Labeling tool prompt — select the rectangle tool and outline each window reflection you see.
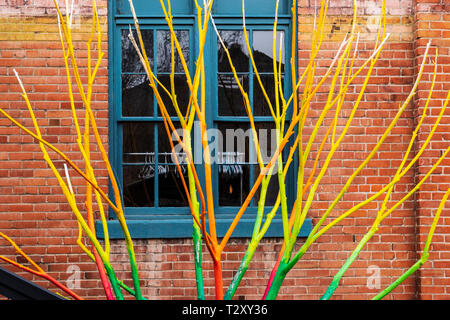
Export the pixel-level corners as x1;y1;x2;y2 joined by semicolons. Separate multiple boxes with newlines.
157;74;190;117
120;25;289;209
120;28;191;208
122;122;155;207
253;165;279;206
219;164;250;206
217;123;251;206
121;29;153;73
253;31;285;73
123;123;155;163
218;30;249;73
253;75;284;117
157;30;190;73
159;166;189;207
218;74;249;116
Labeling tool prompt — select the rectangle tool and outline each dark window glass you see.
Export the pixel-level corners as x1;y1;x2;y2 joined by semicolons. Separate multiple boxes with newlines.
217;123;252;161
253;165;279;206
122;74;153;117
157;74;190;117
123;165;154;207
217;123;252;206
218;30;249;73
121;27;192;208
157;122;182;156
158;165;189;207
156;123;189;207
121;29;153;73
123;122;154;163
218;74;249;116
253;75;284;117
255;122;277;165
253;122;281;206
122;122;155;207
219;164;250;207
118;23;290;211
156;30;190;117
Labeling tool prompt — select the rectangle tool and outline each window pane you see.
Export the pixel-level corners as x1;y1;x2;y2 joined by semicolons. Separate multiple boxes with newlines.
253;31;285;73
123;122;154;163
159;164;190;207
157;30;190;73
219;164;250;206
217;123;252;206
218;30;249;72
122;29;153;73
157;74;190;117
253;122;282;206
255;122;277;165
156;123;189;207
218;74;249;116
217;123;251;163
122;74;153;117
253;74;284;117
157;122;183;157
123;165;154;207
253;165;279;206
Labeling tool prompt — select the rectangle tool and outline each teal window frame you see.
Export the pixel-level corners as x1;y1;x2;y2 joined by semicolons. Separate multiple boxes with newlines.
98;0;312;239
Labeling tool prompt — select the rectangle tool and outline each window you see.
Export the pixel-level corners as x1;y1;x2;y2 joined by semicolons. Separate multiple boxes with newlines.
214;28;288;209
99;0;312;238
121;28;192;209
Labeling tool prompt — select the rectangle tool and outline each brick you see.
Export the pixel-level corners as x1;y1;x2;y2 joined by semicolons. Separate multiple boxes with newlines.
0;0;448;301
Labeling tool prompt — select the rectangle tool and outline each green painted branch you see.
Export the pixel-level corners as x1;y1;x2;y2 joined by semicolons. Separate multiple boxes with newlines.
264;260;288;300
321;227;377;300
127;246;143;300
224;246;255;300
372;258;426;300
186;138;205;300
118;279;148;300
104;263;124;300
373;189;449;300
224;172;274;300
252;175;272;239
275;123;290;248
286;156;304;260
192;222;205;300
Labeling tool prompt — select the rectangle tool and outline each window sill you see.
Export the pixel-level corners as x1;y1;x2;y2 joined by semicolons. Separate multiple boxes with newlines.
95;217;312;239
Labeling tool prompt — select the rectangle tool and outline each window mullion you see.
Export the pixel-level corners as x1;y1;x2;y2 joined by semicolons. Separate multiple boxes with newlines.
153;28;159;208
248;28;255;206
154;123;159;208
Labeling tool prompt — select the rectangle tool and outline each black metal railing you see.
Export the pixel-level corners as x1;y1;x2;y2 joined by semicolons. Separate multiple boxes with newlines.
0;266;65;300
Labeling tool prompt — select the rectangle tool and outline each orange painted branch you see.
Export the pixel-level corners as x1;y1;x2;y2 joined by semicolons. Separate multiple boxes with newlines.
0;233;83;300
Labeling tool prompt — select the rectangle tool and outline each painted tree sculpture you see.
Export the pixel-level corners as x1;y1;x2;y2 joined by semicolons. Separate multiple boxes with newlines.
0;0;448;300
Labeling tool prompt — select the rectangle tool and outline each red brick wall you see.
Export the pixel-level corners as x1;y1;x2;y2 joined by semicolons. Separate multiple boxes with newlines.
0;0;110;299
293;0;418;300
0;0;448;300
413;0;450;299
